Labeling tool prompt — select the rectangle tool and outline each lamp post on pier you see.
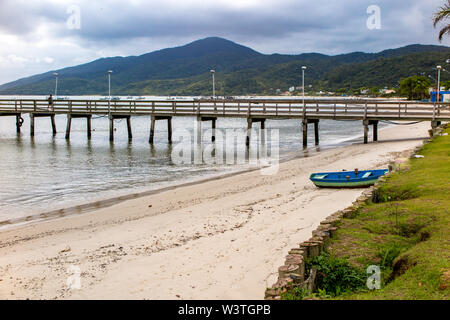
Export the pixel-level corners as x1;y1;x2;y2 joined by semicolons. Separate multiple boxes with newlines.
107;70;113;116
53;73;58;99
437;65;442;103
302;66;307;107
210;69;215;98
108;70;113;101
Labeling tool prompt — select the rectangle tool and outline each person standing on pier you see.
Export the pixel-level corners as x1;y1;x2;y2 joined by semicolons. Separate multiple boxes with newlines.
48;94;54;111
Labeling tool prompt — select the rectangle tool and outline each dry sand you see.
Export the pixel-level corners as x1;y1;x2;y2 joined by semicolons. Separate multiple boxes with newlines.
0;121;430;299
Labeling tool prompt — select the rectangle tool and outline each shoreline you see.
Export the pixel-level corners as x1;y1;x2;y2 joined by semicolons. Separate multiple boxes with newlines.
0;127;367;231
0;121;431;299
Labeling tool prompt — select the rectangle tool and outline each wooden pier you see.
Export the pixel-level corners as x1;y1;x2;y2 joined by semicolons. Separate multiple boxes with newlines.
0;98;448;146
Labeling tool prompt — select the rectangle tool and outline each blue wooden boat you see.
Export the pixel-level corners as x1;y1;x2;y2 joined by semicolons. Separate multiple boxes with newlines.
310;169;388;188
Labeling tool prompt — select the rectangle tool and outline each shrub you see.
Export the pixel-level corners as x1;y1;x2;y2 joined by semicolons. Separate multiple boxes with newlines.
306;252;367;297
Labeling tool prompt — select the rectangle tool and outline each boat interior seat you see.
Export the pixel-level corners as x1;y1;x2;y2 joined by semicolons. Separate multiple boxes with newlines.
362;172;372;178
314;174;328;179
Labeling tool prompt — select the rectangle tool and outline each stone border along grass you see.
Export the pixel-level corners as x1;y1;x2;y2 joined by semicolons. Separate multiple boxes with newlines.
264;123;447;300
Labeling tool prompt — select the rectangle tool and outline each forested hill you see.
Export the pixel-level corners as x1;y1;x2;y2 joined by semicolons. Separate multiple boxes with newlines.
1;37;449;95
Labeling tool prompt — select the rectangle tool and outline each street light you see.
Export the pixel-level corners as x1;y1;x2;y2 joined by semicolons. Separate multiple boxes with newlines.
53;73;58;99
210;69;215;98
437;66;442;103
302;66;307;106
108;70;113;101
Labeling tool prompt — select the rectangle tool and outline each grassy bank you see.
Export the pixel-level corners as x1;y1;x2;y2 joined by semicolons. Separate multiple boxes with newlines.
283;126;450;300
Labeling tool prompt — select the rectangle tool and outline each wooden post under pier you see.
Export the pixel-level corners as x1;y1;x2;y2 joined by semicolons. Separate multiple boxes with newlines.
302;119;319;147
363;120;379;144
87;116;92;139
246;118;266;146
314;121;319;145
371;120;378;142
149;115;172;144
126;117;133;140
30;114;34;136
0;113;24;133
65;114;92;139
363;120;369;144
196;116;201;144
29;112;56;136
16;114;23;133
431;120;440;129
65;115;72;139
212;118;216;142
109;115;132;142
197;116;218;143
167;117;172;143
51;115;57;135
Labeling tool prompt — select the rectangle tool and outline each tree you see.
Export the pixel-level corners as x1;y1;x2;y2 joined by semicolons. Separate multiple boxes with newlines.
441;80;450;90
399;76;431;100
433;1;450;41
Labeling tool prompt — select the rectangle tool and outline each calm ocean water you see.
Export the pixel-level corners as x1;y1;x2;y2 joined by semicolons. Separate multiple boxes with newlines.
0;96;385;222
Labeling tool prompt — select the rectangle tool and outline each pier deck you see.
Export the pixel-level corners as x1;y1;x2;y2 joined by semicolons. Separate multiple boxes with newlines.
0;98;448;145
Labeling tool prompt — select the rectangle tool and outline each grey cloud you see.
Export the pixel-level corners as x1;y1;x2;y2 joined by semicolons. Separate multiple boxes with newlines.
1;0;447;53
0;0;449;84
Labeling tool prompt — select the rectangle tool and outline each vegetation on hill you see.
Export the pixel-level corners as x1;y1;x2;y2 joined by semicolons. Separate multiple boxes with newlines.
1;37;449;96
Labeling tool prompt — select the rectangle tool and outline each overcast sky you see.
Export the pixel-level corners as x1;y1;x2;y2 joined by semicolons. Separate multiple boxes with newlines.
0;0;448;84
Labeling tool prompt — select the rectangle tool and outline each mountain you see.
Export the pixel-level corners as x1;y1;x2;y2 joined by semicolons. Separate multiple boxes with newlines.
324;51;450;90
1;37;449;95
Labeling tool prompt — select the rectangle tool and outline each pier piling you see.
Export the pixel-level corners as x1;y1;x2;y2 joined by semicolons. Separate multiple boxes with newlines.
150;116;155;144
431;120;440;129
246;118;266;146
363;120;379;144
197;116;218;143
302;119;319;147
167;117;172;143
109;115;114;141
30;114;35;136
363;120;369;144
212;118;216;142
314;121;319;145
65;114;92;139
246;118;252;146
65;115;72;139
29;113;56;137
15;114;23;133
51;115;57;135
0;113;24;134
196;116;202;144
370;120;378;142
109;115;132;142
127;117;133;140
87;116;92;139
149;115;172;144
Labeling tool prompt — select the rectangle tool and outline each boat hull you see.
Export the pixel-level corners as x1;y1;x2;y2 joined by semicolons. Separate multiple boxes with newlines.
310;169;388;188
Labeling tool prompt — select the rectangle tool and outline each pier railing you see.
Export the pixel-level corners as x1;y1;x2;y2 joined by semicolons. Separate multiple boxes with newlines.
0;98;449;121
0;98;448;145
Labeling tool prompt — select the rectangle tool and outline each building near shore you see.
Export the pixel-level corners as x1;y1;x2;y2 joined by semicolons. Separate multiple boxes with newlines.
431;91;450;102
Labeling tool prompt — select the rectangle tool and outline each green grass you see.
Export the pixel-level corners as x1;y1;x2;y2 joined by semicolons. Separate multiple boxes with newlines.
283;126;450;300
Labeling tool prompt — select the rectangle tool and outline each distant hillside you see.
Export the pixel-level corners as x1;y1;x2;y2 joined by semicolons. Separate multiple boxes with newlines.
1;37;449;95
324;51;450;90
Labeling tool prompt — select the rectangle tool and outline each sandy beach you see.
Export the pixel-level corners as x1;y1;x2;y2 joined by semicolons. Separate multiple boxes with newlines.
0;121;431;300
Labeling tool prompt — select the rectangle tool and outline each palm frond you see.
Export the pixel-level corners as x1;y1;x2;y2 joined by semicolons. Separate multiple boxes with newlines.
438;24;450;41
433;0;450;27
